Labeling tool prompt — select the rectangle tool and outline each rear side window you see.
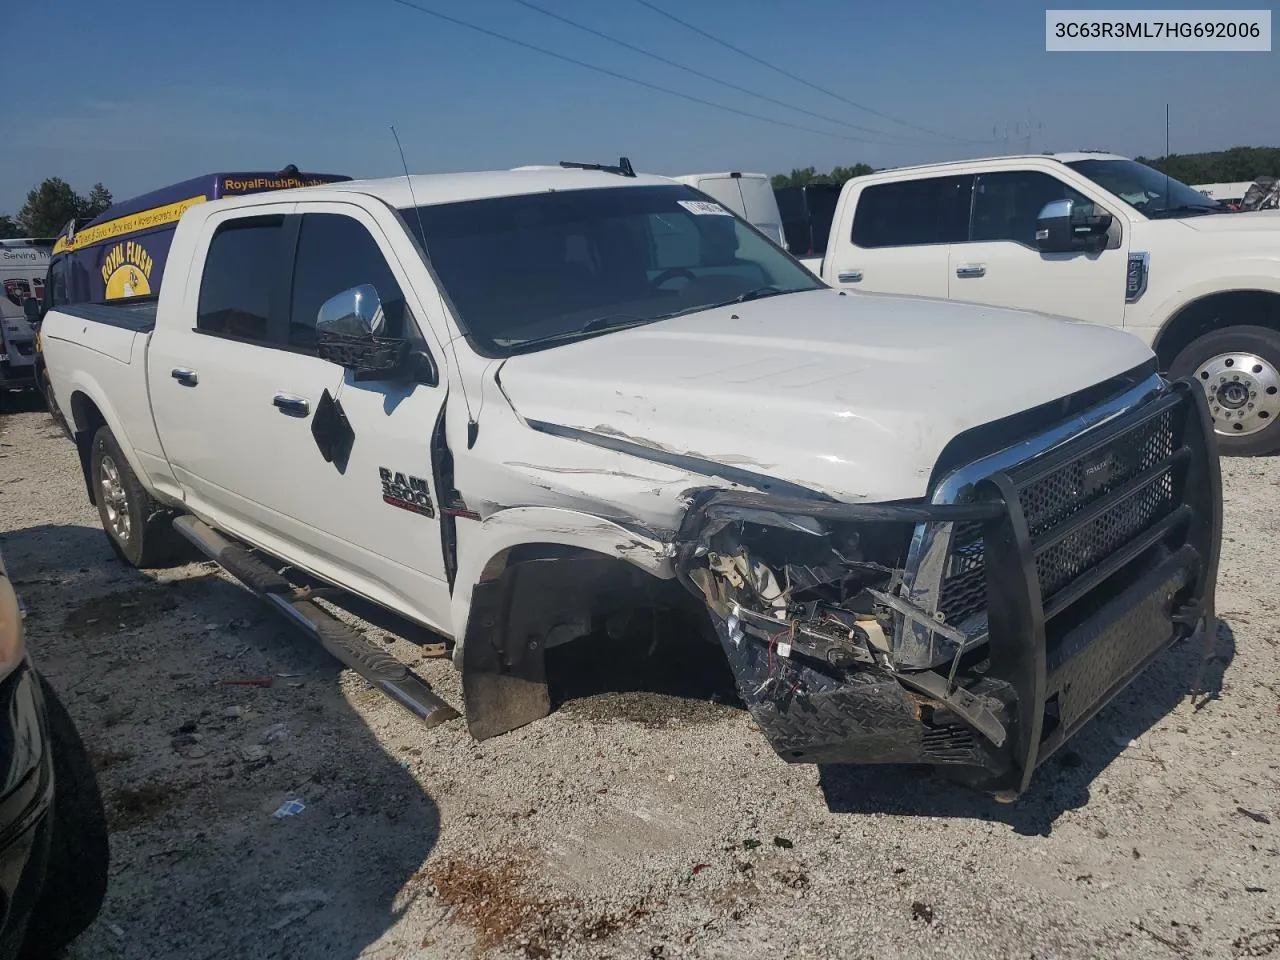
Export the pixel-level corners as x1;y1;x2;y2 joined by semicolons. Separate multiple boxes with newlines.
971;171;1093;246
851;175;972;248
288;214;409;351
197;217;284;341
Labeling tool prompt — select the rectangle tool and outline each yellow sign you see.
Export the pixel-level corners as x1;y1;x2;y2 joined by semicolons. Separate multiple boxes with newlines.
53;195;207;254
100;240;155;299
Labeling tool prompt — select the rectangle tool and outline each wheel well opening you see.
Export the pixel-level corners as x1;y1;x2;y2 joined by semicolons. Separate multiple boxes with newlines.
461;544;738;740
68;391;106;504
1154;290;1280;371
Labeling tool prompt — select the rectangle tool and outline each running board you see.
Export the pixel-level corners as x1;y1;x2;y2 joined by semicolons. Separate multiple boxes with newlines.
172;515;460;728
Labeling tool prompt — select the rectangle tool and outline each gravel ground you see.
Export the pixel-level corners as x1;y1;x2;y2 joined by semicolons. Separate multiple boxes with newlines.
1;398;1277;960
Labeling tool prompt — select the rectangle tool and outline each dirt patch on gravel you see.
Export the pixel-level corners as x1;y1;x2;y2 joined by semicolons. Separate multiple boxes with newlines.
558;690;736;727
429;852;650;958
63;586;181;637
107;780;194;829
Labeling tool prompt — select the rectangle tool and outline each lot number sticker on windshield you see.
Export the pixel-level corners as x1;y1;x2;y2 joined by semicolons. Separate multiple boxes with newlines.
678;200;732;216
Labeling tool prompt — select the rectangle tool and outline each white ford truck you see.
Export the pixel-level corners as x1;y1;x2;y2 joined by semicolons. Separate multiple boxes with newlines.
39;162;1222;797
803;152;1280;456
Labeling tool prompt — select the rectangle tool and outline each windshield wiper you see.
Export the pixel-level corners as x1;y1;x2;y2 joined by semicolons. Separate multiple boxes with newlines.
732;286;786;303
517;314;658;349
1147;203;1227;218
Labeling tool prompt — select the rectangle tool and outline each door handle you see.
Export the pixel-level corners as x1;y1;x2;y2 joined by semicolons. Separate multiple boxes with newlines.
955;264;986;278
170;368;198;387
837;270;863;283
272;394;310;417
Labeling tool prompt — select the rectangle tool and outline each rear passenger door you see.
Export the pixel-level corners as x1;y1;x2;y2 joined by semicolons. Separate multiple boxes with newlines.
826;175;971;298
148;204;349;560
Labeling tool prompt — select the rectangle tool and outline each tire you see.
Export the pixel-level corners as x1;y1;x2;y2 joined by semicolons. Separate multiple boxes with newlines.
20;675;109;958
1169;325;1280;457
37;368;70;440
88;425;179;567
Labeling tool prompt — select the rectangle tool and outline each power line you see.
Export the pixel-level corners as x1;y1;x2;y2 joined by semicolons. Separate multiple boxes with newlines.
508;0;935;147
633;0;992;145
387;0;925;148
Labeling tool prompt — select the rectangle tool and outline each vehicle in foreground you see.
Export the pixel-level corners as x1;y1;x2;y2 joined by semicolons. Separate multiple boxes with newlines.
0;548;109;958
802;152;1280;455
39;163;1221;798
0;240;52;404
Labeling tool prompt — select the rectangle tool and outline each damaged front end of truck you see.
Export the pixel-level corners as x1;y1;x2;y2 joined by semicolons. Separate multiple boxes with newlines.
674;378;1223;797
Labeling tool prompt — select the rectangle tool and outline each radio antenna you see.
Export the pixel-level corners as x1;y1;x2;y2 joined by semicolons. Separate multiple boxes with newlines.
391;125;479;446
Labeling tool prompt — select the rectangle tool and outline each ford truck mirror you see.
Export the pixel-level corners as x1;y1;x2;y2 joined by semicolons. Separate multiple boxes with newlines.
315;284;412;381
1035;199;1113;254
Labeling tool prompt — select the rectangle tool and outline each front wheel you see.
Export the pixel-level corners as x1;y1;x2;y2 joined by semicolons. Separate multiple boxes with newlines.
1170;325;1280;457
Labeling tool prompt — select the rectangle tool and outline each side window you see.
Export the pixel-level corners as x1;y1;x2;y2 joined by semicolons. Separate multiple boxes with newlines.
47;260;68;308
197;217;284;342
851;176;972;248
971;171;1093;247
289;214;409;352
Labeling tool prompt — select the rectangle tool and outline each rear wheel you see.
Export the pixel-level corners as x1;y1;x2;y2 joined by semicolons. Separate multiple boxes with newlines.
1170;325;1280;457
89;425;178;567
20;674;109;957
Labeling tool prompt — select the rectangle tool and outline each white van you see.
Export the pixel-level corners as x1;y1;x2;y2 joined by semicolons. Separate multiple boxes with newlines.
0;239;51;393
671;172;787;249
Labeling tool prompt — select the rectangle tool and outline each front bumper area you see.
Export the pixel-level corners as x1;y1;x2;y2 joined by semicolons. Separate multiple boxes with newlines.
681;378;1222;797
0;662;53;958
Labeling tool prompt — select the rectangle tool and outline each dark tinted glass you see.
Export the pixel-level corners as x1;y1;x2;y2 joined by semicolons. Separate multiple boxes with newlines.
851;175;972;248
197;218;283;341
971;171;1091;245
402;185;822;356
289;214;408;351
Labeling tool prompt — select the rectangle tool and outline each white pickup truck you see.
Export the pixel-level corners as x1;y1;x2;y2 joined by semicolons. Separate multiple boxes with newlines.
803;152;1280;456
39;163;1222;797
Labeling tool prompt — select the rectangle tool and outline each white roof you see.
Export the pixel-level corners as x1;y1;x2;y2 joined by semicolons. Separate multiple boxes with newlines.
671;172;771;181
872;152;1130;177
238;168;678;210
1191;181;1255;199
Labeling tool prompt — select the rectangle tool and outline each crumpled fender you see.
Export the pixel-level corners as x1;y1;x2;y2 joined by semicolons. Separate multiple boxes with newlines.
448;505;674;658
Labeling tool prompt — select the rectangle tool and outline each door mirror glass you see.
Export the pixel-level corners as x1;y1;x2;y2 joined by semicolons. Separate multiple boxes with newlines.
22;297;41;322
1035;199;1113;253
315;284;410;380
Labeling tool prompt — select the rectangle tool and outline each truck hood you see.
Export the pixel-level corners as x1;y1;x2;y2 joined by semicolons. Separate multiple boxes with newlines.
496;289;1153;503
1181;210;1280;233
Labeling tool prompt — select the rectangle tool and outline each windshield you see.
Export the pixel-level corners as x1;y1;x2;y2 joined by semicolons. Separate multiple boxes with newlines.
1065;158;1226;218
401;184;823;355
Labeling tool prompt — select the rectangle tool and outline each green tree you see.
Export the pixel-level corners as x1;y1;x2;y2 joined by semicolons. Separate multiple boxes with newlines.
80;183;113;219
1135;146;1280;184
17;178;83;238
0;215;23;240
829;163;874;183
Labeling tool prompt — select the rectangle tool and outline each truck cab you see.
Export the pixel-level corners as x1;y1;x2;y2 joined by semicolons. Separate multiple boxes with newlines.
814;152;1280;455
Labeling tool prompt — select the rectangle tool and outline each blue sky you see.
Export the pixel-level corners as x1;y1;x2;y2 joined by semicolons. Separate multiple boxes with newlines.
5;0;1277;215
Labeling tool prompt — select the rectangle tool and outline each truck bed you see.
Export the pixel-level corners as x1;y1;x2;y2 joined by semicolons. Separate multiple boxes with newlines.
53;299;158;333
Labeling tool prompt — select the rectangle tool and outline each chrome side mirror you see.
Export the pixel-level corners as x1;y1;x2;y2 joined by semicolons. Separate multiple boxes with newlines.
316;284;386;339
1035;199;1113;254
315;284;411;380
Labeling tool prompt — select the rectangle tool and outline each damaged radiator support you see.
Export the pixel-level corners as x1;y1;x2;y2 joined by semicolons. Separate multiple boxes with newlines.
673;378;1221;796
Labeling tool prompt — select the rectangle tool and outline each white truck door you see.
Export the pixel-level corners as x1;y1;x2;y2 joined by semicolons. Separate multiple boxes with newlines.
274;205;453;632
826;174;971;298
147;202;350;552
947;170;1129;326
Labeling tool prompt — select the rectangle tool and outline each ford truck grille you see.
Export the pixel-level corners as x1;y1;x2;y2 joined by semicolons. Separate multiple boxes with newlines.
938;404;1178;626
